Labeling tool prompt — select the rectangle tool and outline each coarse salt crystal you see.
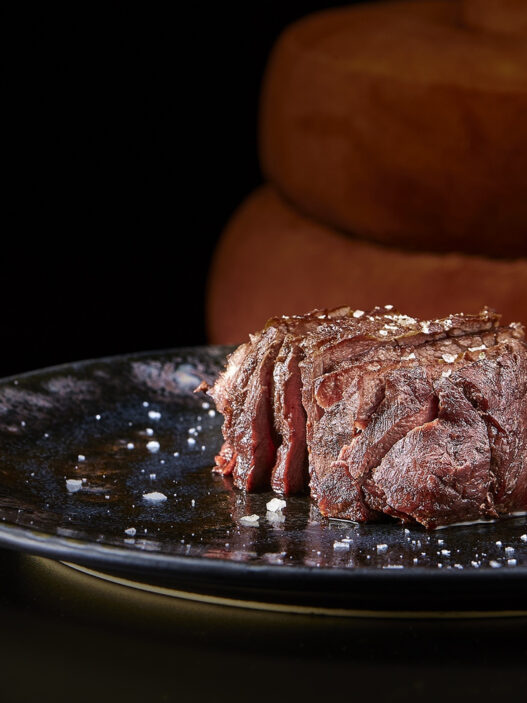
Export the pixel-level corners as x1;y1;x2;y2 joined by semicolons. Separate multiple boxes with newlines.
266;511;285;525
508;559;517;566
397;315;417;327
146;428;154;436
143;401;149;407
208;409;216;417
240;514;259;526
77;454;86;462
442;353;457;364
142;491;167;503
353;310;365;318
266;498;287;513
66;479;82;493
442;370;452;378
376;544;388;553
489;560;502;568
148;410;161;420
125;527;136;537
146;440;160;453
127;442;134;449
187;437;196;446
202;402;210;409
505;546;515;556
384;304;394;310
521;534;527;542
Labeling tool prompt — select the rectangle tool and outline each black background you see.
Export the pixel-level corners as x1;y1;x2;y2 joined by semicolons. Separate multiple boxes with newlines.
4;2;359;379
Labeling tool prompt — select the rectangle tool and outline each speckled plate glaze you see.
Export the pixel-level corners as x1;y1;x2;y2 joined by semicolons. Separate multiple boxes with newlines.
1;347;527;614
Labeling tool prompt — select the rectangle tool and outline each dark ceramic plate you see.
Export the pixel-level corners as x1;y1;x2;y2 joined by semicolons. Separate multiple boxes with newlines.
1;347;527;614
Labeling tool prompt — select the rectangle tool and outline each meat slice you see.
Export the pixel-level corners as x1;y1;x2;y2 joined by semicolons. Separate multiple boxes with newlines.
453;338;527;514
370;379;495;529
270;337;308;495
320;367;438;521
207;306;357;491
205;305;527;528
230;330;283;490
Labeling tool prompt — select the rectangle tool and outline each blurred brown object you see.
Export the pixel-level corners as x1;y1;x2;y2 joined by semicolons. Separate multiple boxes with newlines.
207;186;527;345
259;0;527;257
463;0;527;35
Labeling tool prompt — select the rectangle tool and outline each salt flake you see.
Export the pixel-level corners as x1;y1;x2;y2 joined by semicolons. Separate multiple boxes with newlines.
442;353;457;364
142;491;167;503
66;479;82;493
266;498;286;513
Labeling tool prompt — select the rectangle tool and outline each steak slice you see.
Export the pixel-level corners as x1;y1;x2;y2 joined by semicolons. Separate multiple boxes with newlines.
230;329;284;491
370;378;495;529
453;337;527;514
207;306;357;491
270;337;308;494
321;367;438;521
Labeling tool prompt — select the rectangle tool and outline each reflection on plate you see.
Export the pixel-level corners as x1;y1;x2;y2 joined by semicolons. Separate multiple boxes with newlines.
0;347;527;613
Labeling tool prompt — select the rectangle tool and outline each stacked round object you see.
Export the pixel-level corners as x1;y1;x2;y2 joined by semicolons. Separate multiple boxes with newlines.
208;0;527;344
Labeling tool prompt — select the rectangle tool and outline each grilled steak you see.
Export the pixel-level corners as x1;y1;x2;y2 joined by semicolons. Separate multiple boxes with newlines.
204;306;527;528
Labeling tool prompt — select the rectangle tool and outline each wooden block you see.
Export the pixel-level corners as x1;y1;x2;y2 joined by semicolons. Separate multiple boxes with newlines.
259;0;527;257
207;186;527;345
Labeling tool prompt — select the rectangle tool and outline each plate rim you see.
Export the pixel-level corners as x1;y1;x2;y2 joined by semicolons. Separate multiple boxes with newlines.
2;519;527;586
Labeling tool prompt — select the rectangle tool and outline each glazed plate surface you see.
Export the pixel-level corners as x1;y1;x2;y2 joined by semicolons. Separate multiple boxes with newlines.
1;347;527;613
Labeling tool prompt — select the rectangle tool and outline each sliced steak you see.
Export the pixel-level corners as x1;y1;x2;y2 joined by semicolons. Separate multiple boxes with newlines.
205;305;527;528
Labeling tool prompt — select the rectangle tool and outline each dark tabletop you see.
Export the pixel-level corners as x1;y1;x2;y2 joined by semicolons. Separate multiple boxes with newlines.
1;547;527;703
